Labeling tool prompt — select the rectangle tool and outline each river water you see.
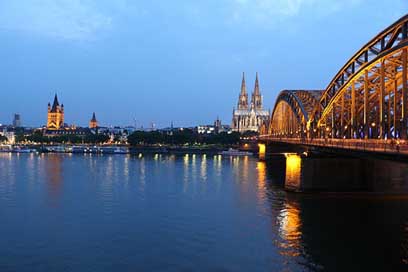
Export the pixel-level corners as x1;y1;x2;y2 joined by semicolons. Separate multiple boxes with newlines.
0;153;407;271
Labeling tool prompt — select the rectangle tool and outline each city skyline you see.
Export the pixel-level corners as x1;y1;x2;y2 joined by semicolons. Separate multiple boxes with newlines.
0;1;407;127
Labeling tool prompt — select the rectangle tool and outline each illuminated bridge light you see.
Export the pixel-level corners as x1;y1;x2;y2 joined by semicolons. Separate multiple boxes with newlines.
258;143;266;159
284;154;301;191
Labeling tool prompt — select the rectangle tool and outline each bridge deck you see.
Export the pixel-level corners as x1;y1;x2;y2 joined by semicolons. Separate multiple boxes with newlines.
260;137;408;155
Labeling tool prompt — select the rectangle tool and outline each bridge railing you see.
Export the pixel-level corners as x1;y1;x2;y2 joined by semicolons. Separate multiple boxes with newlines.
259;136;408;154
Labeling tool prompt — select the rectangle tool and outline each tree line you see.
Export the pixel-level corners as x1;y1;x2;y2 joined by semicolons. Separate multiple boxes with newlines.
16;131;110;144
3;128;252;146
127;129;241;146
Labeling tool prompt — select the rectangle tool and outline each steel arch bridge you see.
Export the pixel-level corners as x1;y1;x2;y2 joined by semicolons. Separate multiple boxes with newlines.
262;14;408;154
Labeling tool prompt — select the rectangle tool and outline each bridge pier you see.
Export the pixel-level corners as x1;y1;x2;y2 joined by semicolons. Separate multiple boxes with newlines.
259;140;408;193
258;138;408;192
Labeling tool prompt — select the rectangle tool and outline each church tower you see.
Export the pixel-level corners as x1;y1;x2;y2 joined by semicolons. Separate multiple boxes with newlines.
237;72;248;110
89;112;98;129
47;94;64;130
251;72;263;110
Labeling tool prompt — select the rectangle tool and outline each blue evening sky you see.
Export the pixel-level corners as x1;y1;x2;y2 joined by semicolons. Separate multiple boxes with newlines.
0;0;407;128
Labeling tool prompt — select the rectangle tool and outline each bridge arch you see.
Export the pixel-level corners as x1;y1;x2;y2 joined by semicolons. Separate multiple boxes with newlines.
315;14;408;139
265;14;408;141
269;90;322;138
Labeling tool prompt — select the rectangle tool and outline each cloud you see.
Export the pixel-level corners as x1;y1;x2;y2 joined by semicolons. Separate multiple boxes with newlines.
0;0;112;41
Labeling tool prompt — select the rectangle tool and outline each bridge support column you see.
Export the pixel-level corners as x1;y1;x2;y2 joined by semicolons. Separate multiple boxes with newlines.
379;60;385;139
402;48;408;139
388;84;392;139
364;71;369;139
331;108;335;139
394;78;398;138
351;83;356;139
340;94;344;138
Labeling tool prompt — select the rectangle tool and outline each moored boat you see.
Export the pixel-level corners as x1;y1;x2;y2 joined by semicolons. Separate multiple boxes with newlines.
220;148;253;156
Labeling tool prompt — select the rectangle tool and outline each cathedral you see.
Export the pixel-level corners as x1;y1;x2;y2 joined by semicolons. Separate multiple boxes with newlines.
47;94;64;130
231;73;270;133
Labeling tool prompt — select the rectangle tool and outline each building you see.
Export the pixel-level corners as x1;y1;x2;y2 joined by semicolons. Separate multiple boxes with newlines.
43;94;89;137
197;125;216;134
12;114;21;127
89;112;98;128
214;117;222;133
0;129;15;144
47;94;64;130
196;118;230;135
231;73;270;133
43;127;89;137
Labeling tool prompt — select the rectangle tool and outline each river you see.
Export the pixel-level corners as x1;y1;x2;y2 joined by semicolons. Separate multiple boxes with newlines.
0;153;407;271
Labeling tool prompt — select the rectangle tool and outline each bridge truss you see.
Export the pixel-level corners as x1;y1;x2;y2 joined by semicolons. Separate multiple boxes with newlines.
266;14;408;142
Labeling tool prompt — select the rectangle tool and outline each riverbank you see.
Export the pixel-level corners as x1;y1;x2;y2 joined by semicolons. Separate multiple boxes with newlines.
0;143;258;155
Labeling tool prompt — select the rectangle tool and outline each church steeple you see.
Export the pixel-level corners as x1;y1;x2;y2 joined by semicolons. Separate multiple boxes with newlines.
47;93;64;130
51;94;60;112
237;72;248;110
251;72;262;110
89;112;98;129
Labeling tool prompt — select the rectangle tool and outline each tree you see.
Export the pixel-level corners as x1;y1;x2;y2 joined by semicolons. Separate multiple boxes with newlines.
84;134;109;144
170;129;195;145
127;131;147;145
201;132;240;145
26;131;48;143
0;135;8;143
241;130;259;138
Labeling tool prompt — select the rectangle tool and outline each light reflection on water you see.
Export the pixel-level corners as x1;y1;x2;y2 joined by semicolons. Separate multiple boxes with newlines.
44;154;63;207
277;201;301;257
200;154;207;181
0;153;408;271
284;154;301;191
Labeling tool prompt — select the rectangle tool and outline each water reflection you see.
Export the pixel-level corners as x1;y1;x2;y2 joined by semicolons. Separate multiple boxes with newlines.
123;156;129;185
191;154;197;181
200;154;207;181
263;155;408;271
0;153;16;202
139;156;146;192
277;201;301;257
256;161;266;201
45;154;63;206
242;156;249;185
1;153;408;271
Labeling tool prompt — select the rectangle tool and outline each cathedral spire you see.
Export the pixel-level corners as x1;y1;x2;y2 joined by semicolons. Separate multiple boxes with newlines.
240;72;246;95
254;72;260;95
251;72;262;110
237;72;248;110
